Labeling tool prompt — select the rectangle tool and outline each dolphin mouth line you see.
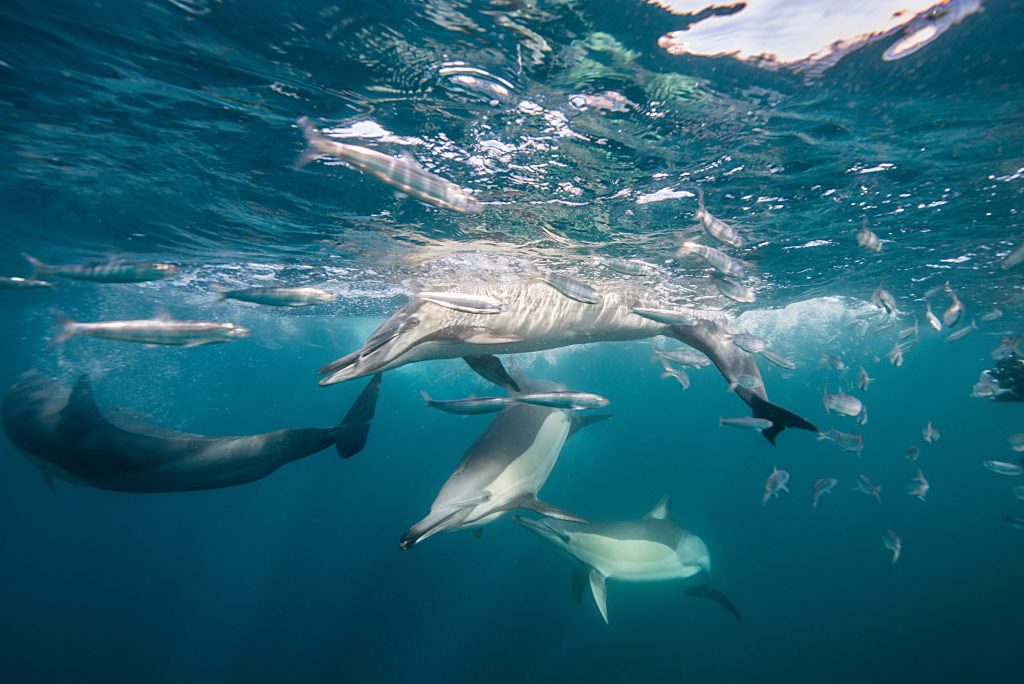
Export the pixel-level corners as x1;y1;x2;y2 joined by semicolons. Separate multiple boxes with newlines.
318;335;398;385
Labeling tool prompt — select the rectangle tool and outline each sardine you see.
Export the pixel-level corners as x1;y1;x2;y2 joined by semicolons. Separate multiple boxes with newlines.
854;474;882;503
535;271;603;305
925;302;942;332
857;405;868;426
695;188;744;248
632;307;695;326
906;445;920;461
52;312;248;347
762;466;790;505
1002;242;1024;270
726;332;766;354
883;530;901;563
420;392;511;415
727;374;762;392
823;385;863;417
887;344;904;367
898;320;919;341
857;220;881;252
991;336;1021;361
216;286;336;307
856;366;874;391
983;460;1023;476
818;429;864;456
971;372;1002;398
812;477;838;508
600;258;658;277
712;274;756;303
24;253;176;283
945;319;976;343
654;347;711;368
759;349;797;370
1009;434;1024;452
905;469;929;501
943;289;964;327
677;241;747;277
720;417;773;432
872;283;897;315
980;307;1003;322
822;353;847;372
0;276;54;289
1012;485;1024;500
513;391;609;410
922;421;940;444
659;361;691;390
296;117;482;213
416;291;506;314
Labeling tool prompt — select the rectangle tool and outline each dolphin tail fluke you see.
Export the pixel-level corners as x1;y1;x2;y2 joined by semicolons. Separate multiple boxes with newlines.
684;584;742;622
516;495;587;524
748;394;816;445
332;372;382;458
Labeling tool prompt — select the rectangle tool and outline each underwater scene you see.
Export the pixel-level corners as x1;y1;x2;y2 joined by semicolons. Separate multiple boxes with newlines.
2;0;1023;682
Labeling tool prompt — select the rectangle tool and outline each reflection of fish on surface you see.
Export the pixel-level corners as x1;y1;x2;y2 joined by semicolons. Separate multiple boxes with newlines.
318;282;817;445
515;495;741;624
2;370;382;492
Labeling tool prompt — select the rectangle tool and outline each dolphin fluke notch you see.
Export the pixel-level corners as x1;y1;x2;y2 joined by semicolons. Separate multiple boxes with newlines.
332;373;382;458
748;395;816;445
684;584;742;622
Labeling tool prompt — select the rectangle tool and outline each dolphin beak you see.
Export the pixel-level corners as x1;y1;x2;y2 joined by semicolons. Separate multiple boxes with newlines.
512;515;570;543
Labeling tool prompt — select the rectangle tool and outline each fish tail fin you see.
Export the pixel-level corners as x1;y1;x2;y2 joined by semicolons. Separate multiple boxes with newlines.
22;253;51;276
331;373;382;458
49;308;77;345
749;394;817;446
684;583;742;622
418;389;434;411
294;116;329;169
211;284;228;302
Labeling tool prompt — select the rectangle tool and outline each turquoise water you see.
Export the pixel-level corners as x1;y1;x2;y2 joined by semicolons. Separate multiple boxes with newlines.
2;1;1024;682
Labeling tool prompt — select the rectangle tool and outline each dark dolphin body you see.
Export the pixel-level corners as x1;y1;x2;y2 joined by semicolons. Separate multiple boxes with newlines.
2;370;381;492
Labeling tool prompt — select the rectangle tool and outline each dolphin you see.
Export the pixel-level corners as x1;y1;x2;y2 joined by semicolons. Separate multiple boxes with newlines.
318;281;814;444
400;379;609;550
2;370;382;492
515;495;740;624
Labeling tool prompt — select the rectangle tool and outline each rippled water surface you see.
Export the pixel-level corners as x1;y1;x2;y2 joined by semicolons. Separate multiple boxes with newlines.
1;1;1023;683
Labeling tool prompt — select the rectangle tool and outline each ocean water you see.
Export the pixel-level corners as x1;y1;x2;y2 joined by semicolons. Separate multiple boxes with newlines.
2;1;1024;682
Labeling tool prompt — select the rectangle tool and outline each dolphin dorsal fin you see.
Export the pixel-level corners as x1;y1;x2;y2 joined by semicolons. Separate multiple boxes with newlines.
67;375;105;423
645;494;672;520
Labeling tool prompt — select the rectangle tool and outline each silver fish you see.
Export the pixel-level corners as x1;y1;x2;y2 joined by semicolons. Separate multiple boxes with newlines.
972;372;1003;398
813;477;838;508
922;421;940;444
980;307;1003;322
296;117;482;214
53;313;248;347
818;429;864;456
632;307;695;326
720;416;773;432
883;530;901;563
677;241;747;277
762;466;790;505
992;336;1021;361
854;474;882;503
905;469;929;500
513;391;609;410
945;319;976;343
659;361;691;390
1002;242;1024;270
0;276;54;289
759;349;796;370
727;374;762;392
898;320;919;341
924;282;949;300
24;254;176;283
873;321;895;335
601;258;658;277
983;460;1023;476
416;291;506;315
925;302;942;332
857;406;868;426
1009;434;1024;452
536;271;603;305
712;275;756;303
857;220;881;252
216;286;336;307
943;289;964;327
727;332;766;354
1012;485;1024;500
856;366;874;391
887;344;904;367
444;73;512;103
822;353;846;372
823;385;863;417
695;188;744;248
906;445;920;461
654;347;711;368
872;284;897;315
420;392;511;415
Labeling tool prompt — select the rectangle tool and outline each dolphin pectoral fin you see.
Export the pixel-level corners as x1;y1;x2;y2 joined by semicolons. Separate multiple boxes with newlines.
456;328;524;345
472;527;483;540
42;473;56;493
684;584;742;622
567;413;612;438
571;568;586;604
748;394;817;445
589;568;610;624
463;355;521;391
516;496;588;524
333;372;383;458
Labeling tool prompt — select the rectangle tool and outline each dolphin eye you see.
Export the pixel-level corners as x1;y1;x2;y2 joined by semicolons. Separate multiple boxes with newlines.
407;317;420;327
